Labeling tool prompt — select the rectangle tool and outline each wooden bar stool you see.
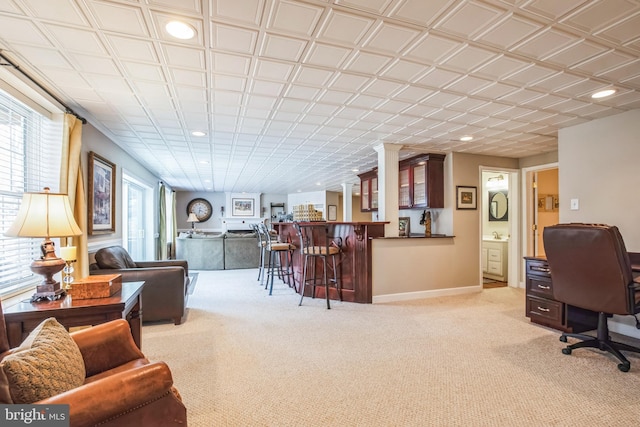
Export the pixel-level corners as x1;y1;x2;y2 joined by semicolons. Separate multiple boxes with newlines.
293;222;342;309
258;223;295;295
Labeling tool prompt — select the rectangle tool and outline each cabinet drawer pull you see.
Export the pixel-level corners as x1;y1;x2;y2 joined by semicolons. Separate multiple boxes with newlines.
537;284;551;290
536;306;550;312
531;266;550;273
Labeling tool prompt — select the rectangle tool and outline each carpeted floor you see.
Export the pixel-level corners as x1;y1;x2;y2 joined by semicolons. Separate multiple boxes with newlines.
142;269;640;426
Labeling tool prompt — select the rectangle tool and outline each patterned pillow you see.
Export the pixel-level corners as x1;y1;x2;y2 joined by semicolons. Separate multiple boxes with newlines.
0;317;86;404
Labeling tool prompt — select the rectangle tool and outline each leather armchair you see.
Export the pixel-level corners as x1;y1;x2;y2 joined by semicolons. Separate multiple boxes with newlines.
0;310;187;427
543;223;640;372
90;246;189;325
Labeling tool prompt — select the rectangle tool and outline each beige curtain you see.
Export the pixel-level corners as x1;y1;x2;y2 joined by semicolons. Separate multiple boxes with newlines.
60;114;89;279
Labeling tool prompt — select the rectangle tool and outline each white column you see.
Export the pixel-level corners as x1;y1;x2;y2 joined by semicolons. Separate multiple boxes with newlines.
374;143;402;237
341;183;353;222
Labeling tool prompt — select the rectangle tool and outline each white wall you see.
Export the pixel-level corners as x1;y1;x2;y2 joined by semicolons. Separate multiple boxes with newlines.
82;123;161;250
558;108;640;338
558;109;640;251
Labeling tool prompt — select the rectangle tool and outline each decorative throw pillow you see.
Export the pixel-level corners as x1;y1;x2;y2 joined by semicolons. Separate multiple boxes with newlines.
0;317;86;404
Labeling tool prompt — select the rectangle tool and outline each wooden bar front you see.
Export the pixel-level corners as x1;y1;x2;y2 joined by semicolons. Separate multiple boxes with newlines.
273;222;386;303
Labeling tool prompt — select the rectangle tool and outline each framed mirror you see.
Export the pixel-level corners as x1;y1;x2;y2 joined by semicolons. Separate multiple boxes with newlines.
488;190;508;221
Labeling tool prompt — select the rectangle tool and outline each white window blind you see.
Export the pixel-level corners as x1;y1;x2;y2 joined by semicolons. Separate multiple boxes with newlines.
0;88;62;296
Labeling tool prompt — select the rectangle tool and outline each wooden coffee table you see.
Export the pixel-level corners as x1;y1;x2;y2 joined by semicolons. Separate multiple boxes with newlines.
3;281;145;349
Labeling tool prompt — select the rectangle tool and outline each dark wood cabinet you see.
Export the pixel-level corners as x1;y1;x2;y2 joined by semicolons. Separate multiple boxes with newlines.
524;257;598;333
399;153;445;209
359;153;445;212
358;169;378;212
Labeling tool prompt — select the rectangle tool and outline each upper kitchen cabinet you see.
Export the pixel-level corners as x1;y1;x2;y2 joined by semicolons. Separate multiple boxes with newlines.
358;168;379;212
399;154;445;209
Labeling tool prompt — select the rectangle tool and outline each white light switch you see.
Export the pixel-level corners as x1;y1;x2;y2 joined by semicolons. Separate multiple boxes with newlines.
570;198;579;210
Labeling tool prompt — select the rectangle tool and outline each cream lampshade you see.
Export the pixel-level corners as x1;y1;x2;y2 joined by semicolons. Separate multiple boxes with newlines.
4;187;82;301
187;213;199;229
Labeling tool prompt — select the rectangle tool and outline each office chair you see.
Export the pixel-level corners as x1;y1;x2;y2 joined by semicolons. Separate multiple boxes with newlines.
543;223;640;372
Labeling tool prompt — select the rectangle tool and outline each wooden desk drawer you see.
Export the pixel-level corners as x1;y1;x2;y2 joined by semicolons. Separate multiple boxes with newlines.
527;295;562;324
527;277;553;298
526;259;550;277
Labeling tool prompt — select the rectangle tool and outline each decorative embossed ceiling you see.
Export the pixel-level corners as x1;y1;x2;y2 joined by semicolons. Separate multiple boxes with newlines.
0;0;639;193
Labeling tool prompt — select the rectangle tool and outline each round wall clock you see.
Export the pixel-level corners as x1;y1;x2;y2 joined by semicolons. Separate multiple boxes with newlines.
186;198;213;222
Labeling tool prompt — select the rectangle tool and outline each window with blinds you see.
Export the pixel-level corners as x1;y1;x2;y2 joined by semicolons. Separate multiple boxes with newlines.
0;89;62;297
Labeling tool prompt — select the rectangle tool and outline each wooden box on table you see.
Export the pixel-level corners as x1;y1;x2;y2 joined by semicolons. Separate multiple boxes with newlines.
69;274;122;299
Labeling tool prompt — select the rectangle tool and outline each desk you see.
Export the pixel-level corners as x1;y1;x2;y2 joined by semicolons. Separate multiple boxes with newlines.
3;281;144;349
524;257;597;332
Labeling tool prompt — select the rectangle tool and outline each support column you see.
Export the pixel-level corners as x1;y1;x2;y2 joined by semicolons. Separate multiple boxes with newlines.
341;183;353;222
374;143;402;237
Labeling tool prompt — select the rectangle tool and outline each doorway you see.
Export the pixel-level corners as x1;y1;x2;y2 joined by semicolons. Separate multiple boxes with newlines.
480;168;519;289
523;165;559;258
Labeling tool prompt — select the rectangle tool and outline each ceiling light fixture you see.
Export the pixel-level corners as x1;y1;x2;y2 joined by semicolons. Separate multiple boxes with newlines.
591;89;616;99
460;136;473;142
166;21;195;40
191;130;206;137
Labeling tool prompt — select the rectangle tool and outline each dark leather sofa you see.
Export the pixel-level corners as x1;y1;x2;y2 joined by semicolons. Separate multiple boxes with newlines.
90;246;189;325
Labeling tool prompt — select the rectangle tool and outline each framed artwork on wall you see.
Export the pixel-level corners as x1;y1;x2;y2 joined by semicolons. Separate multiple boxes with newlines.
398;217;410;237
232;198;254;216
456;186;477;210
88;151;116;234
328;205;337;221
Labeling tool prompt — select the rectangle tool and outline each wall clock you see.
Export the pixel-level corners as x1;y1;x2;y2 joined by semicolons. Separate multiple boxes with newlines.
186;198;213;222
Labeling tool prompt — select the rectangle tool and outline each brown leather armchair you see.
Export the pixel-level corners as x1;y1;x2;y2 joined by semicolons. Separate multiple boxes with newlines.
543;223;640;372
90;246;189;325
0;306;187;426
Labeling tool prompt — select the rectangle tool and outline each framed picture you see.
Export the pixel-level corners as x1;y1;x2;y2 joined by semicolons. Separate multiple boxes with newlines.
232;198;254;216
398;217;410;237
328;205;337;221
88;151;116;234
456;186;477;210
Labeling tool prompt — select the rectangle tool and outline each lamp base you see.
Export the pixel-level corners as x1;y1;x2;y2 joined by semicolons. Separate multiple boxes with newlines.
30;256;66;302
31;287;66;302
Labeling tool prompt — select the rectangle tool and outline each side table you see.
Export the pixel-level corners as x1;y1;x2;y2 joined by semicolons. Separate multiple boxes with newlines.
3;281;145;349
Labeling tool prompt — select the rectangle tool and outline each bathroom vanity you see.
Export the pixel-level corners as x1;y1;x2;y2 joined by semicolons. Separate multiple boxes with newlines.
482;239;508;282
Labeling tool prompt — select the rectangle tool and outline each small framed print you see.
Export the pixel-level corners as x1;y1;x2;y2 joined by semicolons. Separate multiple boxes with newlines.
456;186;477;210
232;198;254;216
398;217;410;237
328;205;337;221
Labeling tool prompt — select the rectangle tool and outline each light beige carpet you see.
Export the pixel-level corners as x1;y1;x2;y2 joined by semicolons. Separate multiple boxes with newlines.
142;269;640;426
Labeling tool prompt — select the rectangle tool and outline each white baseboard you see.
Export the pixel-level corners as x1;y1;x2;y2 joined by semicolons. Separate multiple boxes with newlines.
372;285;480;304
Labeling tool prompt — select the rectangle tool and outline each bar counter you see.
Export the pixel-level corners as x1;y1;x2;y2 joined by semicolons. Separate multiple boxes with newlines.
273;222;386;303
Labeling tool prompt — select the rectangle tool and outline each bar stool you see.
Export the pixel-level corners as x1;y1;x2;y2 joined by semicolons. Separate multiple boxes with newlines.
258;223;295;295
252;223;267;283
293;222;342;309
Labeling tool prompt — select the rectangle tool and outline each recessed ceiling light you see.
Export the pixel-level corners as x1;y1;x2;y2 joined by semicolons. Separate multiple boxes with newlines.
460;136;473;141
352;168;359;172
192;130;206;137
591;89;616;99
199;160;209;164
166;21;195;40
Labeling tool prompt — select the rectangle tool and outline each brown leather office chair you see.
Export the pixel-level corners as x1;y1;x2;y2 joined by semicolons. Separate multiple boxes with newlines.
543;223;640;372
0;303;187;426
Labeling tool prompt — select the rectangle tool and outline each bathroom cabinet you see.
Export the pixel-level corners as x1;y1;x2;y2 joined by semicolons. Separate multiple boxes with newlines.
482;240;507;282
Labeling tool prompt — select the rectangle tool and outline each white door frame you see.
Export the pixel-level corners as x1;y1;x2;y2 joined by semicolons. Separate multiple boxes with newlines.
479;166;520;288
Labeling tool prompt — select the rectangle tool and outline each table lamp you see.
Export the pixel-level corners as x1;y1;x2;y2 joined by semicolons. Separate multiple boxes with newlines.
187;212;199;236
4;187;82;301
